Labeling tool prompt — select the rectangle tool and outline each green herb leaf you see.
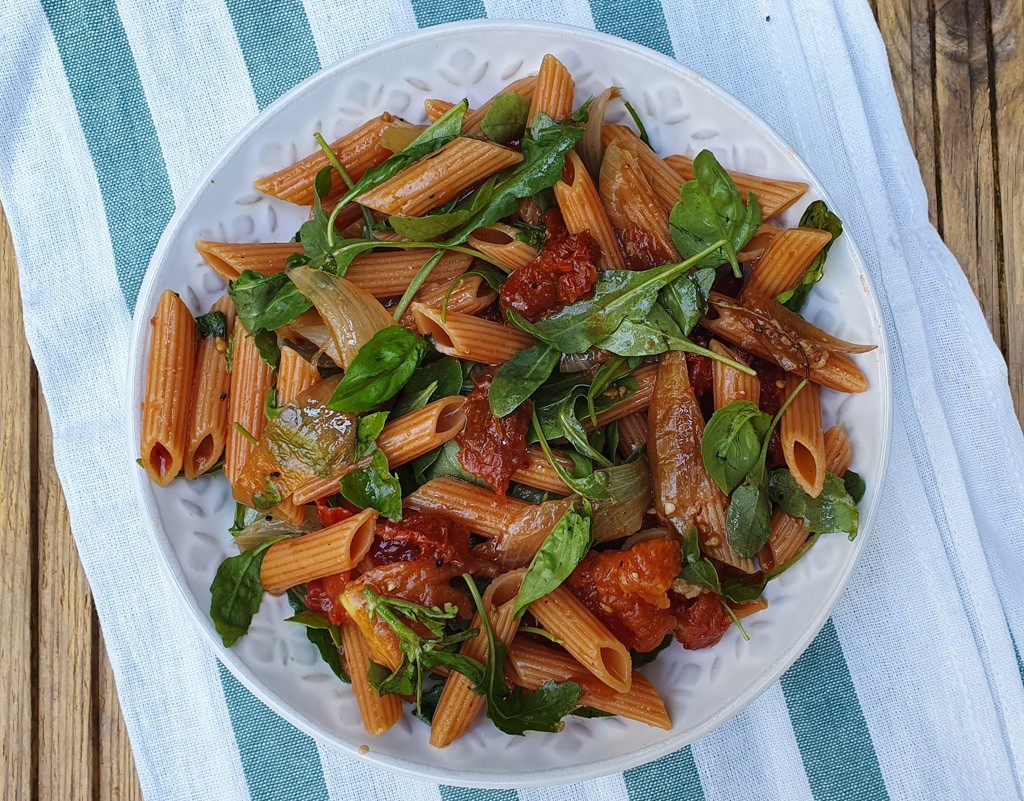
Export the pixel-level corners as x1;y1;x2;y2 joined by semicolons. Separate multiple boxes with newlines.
412;439;487;488
843;470;866;503
630;634;673;668
571;706;615;719
777;201;843;312
286;589;349;683
489;344;560;417
513;504;592;618
768;471;859;539
340;449;403;519
701;401;772;495
480;93;532;143
669;149;762;277
659;266;716;336
623;100;650;145
679;526;723;594
227;270;310;368
391;354;464;417
327;326;428;412
252;476;284;512
720;572;768;604
209;537;283;647
389;209;478;242
263;386;283;422
463;575;581;735
355;411;389;459
195;310;228;340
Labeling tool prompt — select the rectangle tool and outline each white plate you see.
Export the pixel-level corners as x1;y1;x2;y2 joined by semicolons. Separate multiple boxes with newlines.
127;20;892;788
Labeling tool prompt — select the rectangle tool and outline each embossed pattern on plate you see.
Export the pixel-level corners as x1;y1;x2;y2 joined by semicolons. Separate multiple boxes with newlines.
126;22;891;788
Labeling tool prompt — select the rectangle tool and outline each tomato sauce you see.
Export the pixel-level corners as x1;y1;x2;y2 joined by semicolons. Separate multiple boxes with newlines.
455;373;529;496
566;539;681;653
499;209;599;322
672;592;732;650
370;511;470;568
304;572;351;626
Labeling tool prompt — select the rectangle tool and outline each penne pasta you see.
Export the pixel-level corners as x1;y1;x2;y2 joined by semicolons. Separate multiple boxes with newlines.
527;55;574;123
507;638;670;729
260;508;377;595
741;227;833;300
554;151;626;270
467;223;538;272
664;153;809;220
346;250;472;298
254;113;394;206
648;352;756;572
585;363;658;430
600;143;680;265
430;570;524;748
409;304;536;364
184;296;235;480
616;412;648;458
141;290;197;485
711;339;760;408
601;124;693;214
194;241;300;281
340;620;403;735
269;347;322;524
781;372;826;497
224;320;275;486
528;586;632;693
357;138;523;217
424;97;456;123
509;446;573;494
398;274;497;328
737;224;781;263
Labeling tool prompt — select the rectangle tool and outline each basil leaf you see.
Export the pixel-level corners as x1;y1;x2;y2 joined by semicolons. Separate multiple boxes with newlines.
195;310;227;340
513;504;592;618
355;411;389;459
679;526;723;594
286;589;349;683
701;401;772;495
843;470;866;503
669;149;761;277
768;471;859;539
391;355;464;417
227;270;309;368
777;201;843;312
327;326;428;412
340;449;403;520
659;266;715;336
726;470;772;558
489;344;560;417
411;439;486;487
480;93;531;143
463;575;581;735
209;537;282;646
298;166;335;261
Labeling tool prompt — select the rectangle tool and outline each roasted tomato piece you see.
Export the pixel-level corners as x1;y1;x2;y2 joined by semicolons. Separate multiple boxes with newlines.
304;572;351;627
499;209;599;322
315;497;359;527
749;355;788;467
672;592;732;650
371;511;470;568
455;373;529;496
620;223;675;270
355;561;472;619
686;352;714;400
566;539;681;652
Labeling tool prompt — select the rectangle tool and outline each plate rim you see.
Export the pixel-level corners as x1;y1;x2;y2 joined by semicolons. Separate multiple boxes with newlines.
125;18;894;789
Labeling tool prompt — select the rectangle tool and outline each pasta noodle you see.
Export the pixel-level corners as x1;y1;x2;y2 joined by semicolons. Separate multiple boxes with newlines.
711;339;760;408
600;124;693;214
409;304;536;364
194;241;300;280
346;250;472;298
340;620;403;735
425;76;538;134
554;151;626;270
781;372;825;497
467;224;538;271
224;320;275;486
509;446;573;494
269;347;323;524
399;274;498;327
184;296;235;480
600;143;680;263
664;153;810;219
141;290;197;485
615;412;648;458
742;227;833;299
527;54;574;123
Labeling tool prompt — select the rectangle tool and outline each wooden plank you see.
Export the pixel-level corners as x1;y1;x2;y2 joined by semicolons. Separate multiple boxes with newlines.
98;636;144;801
0;207;34;799
873;0;940;222
933;0;1002;340
36;401;94;801
992;0;1024;423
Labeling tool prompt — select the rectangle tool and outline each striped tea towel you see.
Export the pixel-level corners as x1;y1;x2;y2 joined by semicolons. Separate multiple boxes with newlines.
2;1;1024;799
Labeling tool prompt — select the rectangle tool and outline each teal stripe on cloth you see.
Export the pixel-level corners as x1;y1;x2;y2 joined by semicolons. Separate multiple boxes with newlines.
223;0;320;110
410;0;486;28
219;666;330;801
623;745;704;801
588;0;673;57
780;620;888;801
440;788;516;801
39;0;173;311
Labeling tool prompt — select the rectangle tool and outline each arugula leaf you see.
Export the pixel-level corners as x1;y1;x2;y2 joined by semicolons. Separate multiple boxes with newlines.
463;575;581;735
768;471;859;539
340;449;402;519
508;240;725;353
843;470;866;503
489;344;561;417
701;401;772;495
327;326;428;412
669;149;761;277
511;222;546;248
229;503;263;537
571;706;615;719
227;270;309;368
777;201;843;312
531;408;609;499
480;93;532;143
285;589;350;683
659;266;716;336
355;411;389;459
391;355;464;417
584;356;636;425
297;166;336;263
195;310;227;339
389;208;478;242
513;504;592;618
209;537;283;647
623;100;650;145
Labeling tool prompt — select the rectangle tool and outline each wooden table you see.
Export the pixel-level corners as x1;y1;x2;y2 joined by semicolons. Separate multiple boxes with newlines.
1;4;1020;798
